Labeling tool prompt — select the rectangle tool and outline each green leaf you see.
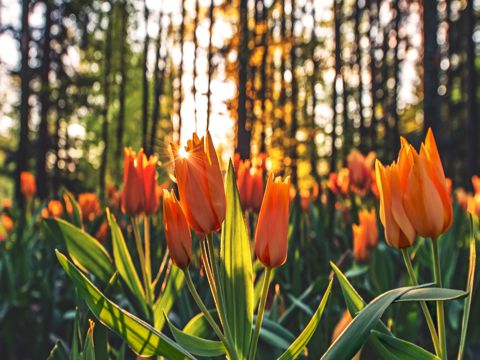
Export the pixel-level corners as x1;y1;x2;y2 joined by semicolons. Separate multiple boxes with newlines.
220;160;254;358
394;288;467;303
107;209;147;312
165;313;226;357
44;218;114;283
47;341;69;360
330;261;365;314
183;311;215;338
277;277;333;360
458;215;477;360
321;282;463;360
370;330;439;360
62;189;83;228
83;321;96;360
55;250;195;359
153;266;185;330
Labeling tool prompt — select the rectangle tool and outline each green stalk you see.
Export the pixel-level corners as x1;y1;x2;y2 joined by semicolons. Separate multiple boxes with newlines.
143;215;152;285
248;267;272;360
401;248;441;357
131;217;151;306
183;269;236;358
432;238;447;359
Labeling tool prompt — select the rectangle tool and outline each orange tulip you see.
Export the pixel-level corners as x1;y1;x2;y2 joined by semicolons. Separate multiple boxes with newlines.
358;208;378;248
328;168;350;195
455;188;469;211
1;198;12;210
78;193;101;222
331;311;361;360
20;171;36;200
472;175;480;195
375;158;416;249
237;160;264;212
171;132;226;235
300;184;319;212
122;148;159;216
1;214;14;233
352;223;369;262
95;221;109;243
467;194;480;216
42;200;64;219
163;189;192;269
255;174;290;268
402;130;453;238
347;150;376;194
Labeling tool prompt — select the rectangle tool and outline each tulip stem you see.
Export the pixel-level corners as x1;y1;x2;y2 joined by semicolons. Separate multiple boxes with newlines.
143;215;152;294
432;238;447;360
183;268;236;359
248;267;272;360
152;248;170;289
401;248;441;357
131;217;151;306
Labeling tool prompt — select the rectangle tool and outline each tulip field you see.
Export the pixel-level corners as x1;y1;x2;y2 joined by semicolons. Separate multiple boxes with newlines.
1;0;480;359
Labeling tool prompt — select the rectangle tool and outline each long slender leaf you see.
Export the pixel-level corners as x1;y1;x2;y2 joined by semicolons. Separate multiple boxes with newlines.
107;210;146;311
153;266;185;330
370;331;439;360
183;311;216;338
62;189;83;228
394;288;467;303
457;215;477;360
56;250;195;359
165;314;226;356
83;320;96;360
277;277;333;360
47;341;69;360
44;218;114;283
220;160;254;358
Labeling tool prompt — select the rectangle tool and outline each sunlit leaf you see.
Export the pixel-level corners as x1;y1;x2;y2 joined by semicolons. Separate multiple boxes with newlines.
370;330;439;360
153;266;185;330
56;250;195;359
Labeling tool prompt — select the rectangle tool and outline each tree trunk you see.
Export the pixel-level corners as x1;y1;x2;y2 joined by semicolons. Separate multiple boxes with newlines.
354;0;366;151
465;0;478;178
369;0;377;150
177;0;186;142
290;0;298;186
206;0;214;130
36;0;52;199
330;0;340;173
16;0;31;205
141;0;150;150
116;0;127;178
150;3;164;154
259;0;268;153
391;0;400;154
99;3;113;199
423;0;440;135
192;0;199;131
235;0;251;159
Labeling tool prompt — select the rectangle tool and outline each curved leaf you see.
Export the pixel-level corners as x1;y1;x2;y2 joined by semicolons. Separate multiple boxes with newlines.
55;250;195;359
277;277;333;360
394;288;467;303
45;218;114;283
153;266;185;330
165;314;226;357
62;189;83;228
220;160;254;358
370;330;439;360
107;210;146;310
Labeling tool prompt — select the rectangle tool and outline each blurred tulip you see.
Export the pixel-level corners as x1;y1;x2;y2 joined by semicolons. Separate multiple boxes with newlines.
352;223;369;262
95;221;109;243
472;175;480;195
455;188;468;210
467;194;480;216
358;208;378;248
402;130;453;238
171;132;226;234
1;198;12;210
375;158;416;249
1;214;14;233
328;168;350;195
122;148;159;216
237;160;264;212
300;184;319;212
42;200;63;219
331;311;361;360
255;174;290;268
347;150;376;194
20;171;36;200
78;193;101;222
163;189;192;269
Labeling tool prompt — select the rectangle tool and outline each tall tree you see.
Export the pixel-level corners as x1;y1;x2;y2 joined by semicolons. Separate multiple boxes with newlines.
192;0;199;131
354;0;366;151
206;0;214;130
465;0;478;178
391;0;401;154
36;0;53;199
16;0;31;204
116;0;128;178
142;0;150;150
290;0;298;186
177;0;186;141
235;0;251;159
99;2;113;199
259;0;268;152
423;0;440;135
369;0;378;150
150;3;164;154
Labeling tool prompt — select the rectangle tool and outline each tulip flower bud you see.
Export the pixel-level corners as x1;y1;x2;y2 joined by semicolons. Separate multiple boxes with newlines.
347;150;376;195
254;174;290;268
237;160;264;212
358;208;378;248
163;189;192;269
352;223;369;262
78;193;101;222
171;132;226;235
20;171;36;200
42;200;64;219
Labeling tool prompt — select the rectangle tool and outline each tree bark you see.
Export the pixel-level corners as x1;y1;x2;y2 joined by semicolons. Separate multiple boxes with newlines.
206;0;214;130
16;0;31;204
290;0;298;186
36;0;52;199
177;0;186;142
150;3;164;154
235;0;251;159
259;0;268;153
99;3;113;199
141;0;150;150
192;0;199;131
